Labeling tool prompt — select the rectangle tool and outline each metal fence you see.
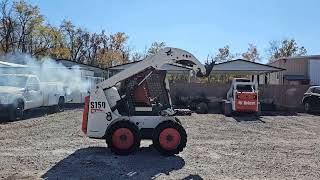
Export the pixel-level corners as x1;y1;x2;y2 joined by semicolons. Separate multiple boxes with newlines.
170;82;310;110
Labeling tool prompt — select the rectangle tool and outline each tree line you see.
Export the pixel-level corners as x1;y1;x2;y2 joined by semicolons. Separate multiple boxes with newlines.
0;0;308;68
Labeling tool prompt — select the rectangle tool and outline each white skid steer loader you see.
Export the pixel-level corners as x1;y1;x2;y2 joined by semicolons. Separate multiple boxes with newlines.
82;47;213;155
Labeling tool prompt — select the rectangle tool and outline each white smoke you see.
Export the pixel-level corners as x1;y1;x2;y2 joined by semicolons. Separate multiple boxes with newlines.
0;53;92;95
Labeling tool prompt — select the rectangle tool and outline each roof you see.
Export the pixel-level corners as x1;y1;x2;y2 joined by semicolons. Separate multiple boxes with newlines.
0;73;36;77
0;61;28;68
56;59;107;71
272;55;320;63
211;59;285;74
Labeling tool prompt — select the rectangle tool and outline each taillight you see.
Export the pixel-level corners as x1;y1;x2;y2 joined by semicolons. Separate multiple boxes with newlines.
237;95;241;99
253;95;257;99
82;96;90;134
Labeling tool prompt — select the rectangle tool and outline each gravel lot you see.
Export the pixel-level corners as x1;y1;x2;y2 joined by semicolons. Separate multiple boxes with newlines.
0;108;320;180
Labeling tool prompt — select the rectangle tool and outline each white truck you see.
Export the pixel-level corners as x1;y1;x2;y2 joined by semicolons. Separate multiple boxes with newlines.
0;74;66;121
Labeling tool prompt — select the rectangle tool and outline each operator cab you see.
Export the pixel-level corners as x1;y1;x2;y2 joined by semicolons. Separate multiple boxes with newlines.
116;68;171;116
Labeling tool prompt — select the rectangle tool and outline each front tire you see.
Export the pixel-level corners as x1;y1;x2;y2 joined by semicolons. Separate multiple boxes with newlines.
8;101;24;121
152;120;187;156
106;121;141;155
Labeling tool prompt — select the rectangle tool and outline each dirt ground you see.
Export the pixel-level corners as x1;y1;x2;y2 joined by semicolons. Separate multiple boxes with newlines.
0;108;320;180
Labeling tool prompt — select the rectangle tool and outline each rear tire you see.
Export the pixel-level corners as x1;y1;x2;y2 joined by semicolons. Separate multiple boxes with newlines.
152;120;187;156
106;121;141;155
56;97;65;112
304;101;312;113
49;97;65;113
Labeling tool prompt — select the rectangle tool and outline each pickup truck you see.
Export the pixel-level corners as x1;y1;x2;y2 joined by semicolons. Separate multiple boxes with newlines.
0;74;66;121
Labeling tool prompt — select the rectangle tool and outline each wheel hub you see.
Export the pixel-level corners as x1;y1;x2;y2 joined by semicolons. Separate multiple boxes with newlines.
166;135;173;142
159;128;181;150
112;128;134;150
120;134;127;141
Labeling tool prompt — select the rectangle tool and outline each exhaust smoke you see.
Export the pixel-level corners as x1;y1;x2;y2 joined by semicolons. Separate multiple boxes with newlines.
0;53;91;95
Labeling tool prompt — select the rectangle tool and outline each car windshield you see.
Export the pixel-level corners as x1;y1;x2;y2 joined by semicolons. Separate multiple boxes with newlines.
0;75;28;88
313;88;320;94
236;84;254;92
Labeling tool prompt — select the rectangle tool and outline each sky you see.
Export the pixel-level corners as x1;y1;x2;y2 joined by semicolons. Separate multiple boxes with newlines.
28;0;320;63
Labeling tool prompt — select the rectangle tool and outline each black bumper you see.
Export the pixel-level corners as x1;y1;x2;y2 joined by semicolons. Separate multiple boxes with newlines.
0;104;12;114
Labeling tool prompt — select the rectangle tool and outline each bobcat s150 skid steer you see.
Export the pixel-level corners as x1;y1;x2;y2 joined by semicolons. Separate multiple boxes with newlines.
82;47;213;155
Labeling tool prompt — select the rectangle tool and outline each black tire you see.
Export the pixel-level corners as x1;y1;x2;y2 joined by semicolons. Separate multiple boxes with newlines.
106;121;141;155
152;120;187;156
255;104;262;116
8;100;24;121
224;102;232;117
304;101;312;113
57;97;65;112
49;97;65;113
195;102;208;114
175;117;182;124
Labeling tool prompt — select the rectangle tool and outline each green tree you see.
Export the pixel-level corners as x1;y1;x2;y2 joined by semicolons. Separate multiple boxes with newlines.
268;38;307;62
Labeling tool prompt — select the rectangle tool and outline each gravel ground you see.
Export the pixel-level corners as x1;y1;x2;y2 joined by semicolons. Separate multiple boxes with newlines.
0;109;320;180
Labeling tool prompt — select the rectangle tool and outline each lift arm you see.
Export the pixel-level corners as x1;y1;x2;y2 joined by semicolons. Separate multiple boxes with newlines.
97;47;209;90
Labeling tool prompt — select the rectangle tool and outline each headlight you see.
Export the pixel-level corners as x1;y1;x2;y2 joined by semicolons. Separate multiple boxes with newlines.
0;94;9;104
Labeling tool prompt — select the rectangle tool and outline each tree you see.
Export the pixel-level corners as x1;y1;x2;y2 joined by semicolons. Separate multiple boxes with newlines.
214;45;235;63
31;25;65;57
268;38;307;62
131;52;144;61
147;42;165;56
242;43;260;62
60;20;87;62
0;0;16;53
14;0;44;53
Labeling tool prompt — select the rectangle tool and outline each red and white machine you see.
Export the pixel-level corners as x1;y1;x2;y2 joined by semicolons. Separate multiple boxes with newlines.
223;78;260;116
82;47;212;155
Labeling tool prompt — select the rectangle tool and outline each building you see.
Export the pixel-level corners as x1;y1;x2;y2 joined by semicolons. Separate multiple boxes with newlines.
56;59;108;79
267;55;320;85
211;59;285;84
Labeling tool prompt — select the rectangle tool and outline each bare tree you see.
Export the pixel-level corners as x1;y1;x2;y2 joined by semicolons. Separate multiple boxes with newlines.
242;43;260;62
214;45;235;63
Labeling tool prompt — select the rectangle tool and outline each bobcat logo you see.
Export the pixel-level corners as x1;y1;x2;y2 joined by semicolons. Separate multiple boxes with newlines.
165;48;172;56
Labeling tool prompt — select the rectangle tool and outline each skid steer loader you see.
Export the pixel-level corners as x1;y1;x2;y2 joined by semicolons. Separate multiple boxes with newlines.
82;47;213;155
